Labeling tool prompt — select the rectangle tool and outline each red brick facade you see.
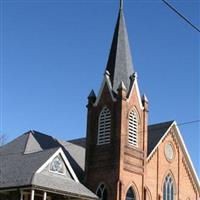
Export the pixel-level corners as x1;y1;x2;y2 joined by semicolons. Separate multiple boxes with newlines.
84;76;200;200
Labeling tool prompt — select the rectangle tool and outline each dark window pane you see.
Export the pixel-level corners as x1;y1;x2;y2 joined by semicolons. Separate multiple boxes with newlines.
103;188;108;200
163;175;174;200
125;188;135;200
96;184;108;200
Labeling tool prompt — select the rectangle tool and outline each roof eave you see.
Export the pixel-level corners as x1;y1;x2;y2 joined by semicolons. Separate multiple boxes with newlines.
32;185;98;200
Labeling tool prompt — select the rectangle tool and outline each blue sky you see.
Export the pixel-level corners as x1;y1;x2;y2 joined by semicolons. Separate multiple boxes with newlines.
0;0;199;176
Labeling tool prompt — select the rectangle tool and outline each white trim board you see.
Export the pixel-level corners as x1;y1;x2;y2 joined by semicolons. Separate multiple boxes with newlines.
94;73;116;106
127;79;144;110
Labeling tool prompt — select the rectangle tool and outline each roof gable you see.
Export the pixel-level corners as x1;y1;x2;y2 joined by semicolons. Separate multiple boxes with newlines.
94;72;116;106
35;148;79;182
147;121;200;193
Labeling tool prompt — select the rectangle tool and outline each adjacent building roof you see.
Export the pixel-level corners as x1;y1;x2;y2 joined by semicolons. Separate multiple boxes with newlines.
32;173;96;199
0;131;96;199
0;145;58;188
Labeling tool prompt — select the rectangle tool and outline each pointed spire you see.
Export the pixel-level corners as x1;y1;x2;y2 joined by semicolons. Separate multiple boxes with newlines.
88;90;96;99
118;81;127;91
87;89;96;105
105;0;134;93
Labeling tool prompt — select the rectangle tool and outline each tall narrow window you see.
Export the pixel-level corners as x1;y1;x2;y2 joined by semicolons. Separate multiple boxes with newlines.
98;107;111;145
163;174;174;200
126;187;136;200
128;110;138;147
96;184;108;200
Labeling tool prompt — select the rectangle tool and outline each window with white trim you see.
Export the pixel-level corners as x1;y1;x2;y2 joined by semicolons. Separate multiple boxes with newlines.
96;184;108;200
128;110;138;147
50;156;64;174
163;174;174;200
97;107;111;145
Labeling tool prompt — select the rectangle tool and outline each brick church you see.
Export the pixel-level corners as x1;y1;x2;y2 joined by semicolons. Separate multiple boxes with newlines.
0;1;199;200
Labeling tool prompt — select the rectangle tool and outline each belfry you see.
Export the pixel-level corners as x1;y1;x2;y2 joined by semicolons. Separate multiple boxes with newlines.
85;0;148;199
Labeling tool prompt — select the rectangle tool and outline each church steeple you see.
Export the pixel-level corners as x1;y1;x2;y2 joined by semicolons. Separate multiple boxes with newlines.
85;2;148;199
106;0;134;93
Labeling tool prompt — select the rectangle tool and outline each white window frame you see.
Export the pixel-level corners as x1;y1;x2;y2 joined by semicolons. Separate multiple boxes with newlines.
97;107;111;145
49;155;65;175
96;184;108;200
128;109;138;147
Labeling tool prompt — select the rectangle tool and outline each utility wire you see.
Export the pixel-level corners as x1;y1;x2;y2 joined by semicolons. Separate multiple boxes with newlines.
177;120;200;127
142;119;200;135
161;0;200;33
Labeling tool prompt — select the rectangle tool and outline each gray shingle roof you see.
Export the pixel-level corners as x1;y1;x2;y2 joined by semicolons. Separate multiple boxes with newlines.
0;147;58;188
0;130;60;156
59;140;85;181
106;8;134;93
0;131;97;199
32;173;97;199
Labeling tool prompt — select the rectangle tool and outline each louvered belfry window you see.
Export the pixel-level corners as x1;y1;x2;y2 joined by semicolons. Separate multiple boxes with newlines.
128;110;138;147
97;107;111;145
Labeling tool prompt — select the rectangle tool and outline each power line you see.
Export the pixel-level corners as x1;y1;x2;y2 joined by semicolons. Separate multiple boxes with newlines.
177;120;200;127
161;0;200;33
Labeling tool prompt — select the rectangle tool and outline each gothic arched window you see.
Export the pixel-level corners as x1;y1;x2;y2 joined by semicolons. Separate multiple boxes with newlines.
126;187;136;200
128;110;138;147
96;184;108;200
163;174;174;200
97;107;111;145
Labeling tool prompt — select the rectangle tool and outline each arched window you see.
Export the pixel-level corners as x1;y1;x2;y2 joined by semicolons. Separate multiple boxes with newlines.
96;184;108;200
128;110;138;147
163;174;174;200
97;107;111;145
126;187;136;200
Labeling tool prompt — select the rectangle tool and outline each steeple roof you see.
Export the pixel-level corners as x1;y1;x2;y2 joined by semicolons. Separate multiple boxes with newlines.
106;0;134;93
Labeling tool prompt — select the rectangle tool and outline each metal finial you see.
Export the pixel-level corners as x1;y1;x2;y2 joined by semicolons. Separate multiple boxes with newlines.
120;0;123;10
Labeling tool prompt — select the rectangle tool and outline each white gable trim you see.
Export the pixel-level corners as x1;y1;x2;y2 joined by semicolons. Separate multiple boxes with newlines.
147;121;200;192
35;148;79;183
94;74;116;106
173;122;200;192
127;79;144;110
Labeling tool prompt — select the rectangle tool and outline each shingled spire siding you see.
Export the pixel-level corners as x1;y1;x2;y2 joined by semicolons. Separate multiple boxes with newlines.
106;6;134;93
